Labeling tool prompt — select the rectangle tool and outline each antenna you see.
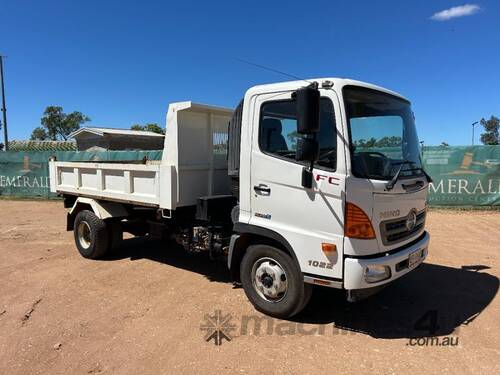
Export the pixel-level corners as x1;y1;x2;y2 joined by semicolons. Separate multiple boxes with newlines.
235;58;312;85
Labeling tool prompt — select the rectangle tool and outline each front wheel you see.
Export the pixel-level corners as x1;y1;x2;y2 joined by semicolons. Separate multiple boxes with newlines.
240;245;312;318
74;210;110;259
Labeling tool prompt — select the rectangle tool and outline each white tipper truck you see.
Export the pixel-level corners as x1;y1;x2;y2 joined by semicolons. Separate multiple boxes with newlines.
49;78;432;318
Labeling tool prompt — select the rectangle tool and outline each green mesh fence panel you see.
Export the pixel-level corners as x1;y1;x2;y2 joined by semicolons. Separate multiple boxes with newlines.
423;146;500;206
1;147;499;206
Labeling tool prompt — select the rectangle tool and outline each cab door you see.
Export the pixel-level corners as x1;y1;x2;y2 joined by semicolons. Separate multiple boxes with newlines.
249;90;346;280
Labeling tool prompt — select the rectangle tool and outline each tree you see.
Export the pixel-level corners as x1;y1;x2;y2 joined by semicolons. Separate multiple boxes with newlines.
354;136;402;148
480;116;499;145
130;123;165;135
31;106;90;141
30;127;49;141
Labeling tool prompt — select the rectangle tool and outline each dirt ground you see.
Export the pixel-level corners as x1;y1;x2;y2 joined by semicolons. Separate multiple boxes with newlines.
0;200;498;374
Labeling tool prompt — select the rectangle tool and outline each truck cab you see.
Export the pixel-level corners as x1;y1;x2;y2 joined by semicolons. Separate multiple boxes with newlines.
228;78;430;315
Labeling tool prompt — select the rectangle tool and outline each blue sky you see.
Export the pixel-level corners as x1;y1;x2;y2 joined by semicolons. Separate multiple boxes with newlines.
2;0;499;145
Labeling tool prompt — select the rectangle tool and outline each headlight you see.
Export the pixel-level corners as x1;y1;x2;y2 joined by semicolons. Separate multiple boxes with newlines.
364;265;391;283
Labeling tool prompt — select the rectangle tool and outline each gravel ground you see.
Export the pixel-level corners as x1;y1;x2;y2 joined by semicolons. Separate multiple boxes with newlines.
0;200;498;374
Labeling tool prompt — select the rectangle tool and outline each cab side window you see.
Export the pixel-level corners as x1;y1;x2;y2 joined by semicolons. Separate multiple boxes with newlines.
259;98;337;171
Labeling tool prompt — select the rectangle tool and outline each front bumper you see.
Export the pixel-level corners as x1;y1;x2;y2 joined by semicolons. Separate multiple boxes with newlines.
343;231;430;290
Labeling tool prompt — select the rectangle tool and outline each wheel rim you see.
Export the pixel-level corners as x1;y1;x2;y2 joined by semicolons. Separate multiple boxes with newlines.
77;221;92;249
251;257;288;303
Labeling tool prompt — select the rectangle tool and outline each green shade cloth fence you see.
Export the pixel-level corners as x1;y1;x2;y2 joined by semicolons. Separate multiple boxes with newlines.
422;146;500;206
1;147;499;206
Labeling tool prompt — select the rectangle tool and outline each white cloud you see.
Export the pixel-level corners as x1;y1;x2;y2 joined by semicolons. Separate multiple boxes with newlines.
430;4;481;21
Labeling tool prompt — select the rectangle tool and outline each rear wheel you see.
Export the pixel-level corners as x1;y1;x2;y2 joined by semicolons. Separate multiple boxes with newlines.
74;210;110;259
240;245;312;318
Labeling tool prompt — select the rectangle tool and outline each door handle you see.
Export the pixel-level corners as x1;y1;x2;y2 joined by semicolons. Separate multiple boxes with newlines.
254;184;271;195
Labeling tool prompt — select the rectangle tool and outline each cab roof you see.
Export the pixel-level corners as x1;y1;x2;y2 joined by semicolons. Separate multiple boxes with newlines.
246;78;409;102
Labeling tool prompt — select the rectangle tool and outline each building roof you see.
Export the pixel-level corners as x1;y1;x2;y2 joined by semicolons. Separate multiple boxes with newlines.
8;140;76;151
69;127;165;138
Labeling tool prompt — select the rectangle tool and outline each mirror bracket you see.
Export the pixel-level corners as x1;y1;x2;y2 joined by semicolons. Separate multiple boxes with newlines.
302;166;314;189
301;134;317;189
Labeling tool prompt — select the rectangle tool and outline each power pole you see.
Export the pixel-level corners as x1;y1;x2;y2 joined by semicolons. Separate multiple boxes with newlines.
0;55;8;151
471;121;479;146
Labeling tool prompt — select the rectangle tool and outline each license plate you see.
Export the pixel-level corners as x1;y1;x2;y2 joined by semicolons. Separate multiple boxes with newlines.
408;249;423;268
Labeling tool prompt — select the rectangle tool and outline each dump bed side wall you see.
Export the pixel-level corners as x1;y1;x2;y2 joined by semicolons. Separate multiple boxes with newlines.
49;161;163;206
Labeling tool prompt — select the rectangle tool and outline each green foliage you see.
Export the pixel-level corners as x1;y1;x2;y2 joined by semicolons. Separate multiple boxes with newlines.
31;106;90;141
353;136;402;148
131;123;165;135
480;116;499;145
30;127;49;141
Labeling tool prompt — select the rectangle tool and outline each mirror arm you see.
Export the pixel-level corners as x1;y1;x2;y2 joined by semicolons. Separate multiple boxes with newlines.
308;133;317;172
302;134;317;189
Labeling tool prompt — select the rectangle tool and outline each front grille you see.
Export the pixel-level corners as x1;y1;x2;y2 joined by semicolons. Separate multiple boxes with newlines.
380;210;426;246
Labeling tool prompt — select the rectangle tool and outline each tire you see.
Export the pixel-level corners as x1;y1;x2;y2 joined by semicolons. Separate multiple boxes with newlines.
291;281;313;316
73;210;110;259
240;245;313;318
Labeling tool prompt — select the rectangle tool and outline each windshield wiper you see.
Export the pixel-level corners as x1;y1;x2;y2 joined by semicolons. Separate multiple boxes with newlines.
385;162;408;191
386;160;432;191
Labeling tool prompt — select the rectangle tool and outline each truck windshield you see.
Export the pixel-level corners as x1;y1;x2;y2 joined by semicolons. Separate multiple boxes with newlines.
344;85;424;180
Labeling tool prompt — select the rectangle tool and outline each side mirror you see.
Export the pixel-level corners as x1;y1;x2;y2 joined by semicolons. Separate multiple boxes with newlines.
294;83;320;189
295;137;319;162
296;85;320;134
